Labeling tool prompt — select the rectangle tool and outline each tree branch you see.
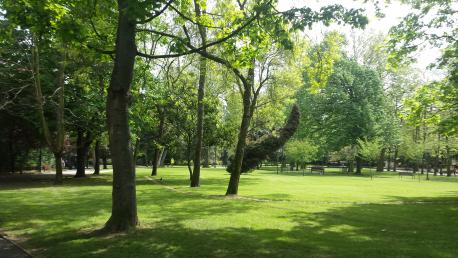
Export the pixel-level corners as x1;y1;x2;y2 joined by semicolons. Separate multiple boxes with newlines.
137;0;175;24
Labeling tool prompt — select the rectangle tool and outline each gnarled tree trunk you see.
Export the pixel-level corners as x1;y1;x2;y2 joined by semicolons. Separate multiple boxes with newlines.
227;105;300;174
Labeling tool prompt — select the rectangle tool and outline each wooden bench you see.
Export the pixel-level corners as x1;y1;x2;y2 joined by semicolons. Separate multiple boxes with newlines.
310;166;325;175
399;171;415;179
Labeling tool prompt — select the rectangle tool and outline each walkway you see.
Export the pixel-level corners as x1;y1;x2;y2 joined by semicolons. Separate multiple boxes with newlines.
0;235;33;258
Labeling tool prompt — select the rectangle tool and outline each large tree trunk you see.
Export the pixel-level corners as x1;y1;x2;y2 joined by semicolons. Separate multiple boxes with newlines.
151;147;160;176
75;128;92;178
187;136;193;181
227;105;300;173
103;0;138;232
376;147;385;172
94;140;100;175
191;0;208;187
226;87;252;195
159;148;167;166
151;111;165;176
54;152;63;184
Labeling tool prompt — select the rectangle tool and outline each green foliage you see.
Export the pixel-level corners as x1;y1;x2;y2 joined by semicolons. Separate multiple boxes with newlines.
298;58;384;154
303;31;345;92
357;138;381;163
285;139;318;165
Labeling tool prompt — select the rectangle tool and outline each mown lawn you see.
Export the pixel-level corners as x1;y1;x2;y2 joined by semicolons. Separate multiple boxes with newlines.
0;167;457;258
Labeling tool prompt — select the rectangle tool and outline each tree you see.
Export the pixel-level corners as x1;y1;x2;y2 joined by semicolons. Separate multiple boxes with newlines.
1;0;88;183
285;139;318;170
389;0;458;135
357;138;381;167
298;57;384;174
227;104;300;173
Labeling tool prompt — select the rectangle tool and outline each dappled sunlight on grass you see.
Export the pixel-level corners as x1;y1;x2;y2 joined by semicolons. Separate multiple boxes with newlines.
1;167;457;257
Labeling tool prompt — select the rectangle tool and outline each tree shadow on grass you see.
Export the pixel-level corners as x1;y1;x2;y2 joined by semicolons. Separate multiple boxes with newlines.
19;195;458;258
1;171;457;258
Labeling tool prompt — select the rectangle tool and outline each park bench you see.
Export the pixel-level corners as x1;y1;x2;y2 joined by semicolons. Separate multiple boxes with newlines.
398;171;415;179
310;166;325;175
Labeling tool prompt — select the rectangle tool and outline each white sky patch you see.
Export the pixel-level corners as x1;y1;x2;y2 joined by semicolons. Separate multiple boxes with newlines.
277;0;444;81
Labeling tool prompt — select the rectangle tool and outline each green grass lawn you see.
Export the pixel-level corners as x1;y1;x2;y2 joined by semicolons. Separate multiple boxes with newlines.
0;167;457;258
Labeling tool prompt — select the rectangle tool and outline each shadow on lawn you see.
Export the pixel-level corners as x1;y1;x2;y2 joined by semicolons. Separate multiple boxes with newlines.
25;196;458;258
1;172;457;258
2;187;457;257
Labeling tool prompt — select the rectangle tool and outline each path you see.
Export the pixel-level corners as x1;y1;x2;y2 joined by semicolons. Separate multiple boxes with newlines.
0;235;33;258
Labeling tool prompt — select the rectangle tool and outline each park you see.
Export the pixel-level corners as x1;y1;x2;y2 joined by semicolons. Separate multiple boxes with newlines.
0;0;457;257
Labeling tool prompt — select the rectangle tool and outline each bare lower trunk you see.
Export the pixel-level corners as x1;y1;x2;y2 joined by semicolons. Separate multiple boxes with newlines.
75;128;91;178
159;148;167;166
54;152;63;184
103;0;138;232
191;0;208;188
191;57;206;186
151;147;160;176
226;90;251;195
94;140;100;175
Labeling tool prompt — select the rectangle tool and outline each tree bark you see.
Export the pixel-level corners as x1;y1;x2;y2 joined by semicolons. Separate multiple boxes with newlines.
191;0;208;187
151;110;165;176
75;128;92;178
151;147;160;176
103;0;138;232
94;140;100;175
159;148;167;166
226;80;252;195
187;136;193;181
54;152;63;184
